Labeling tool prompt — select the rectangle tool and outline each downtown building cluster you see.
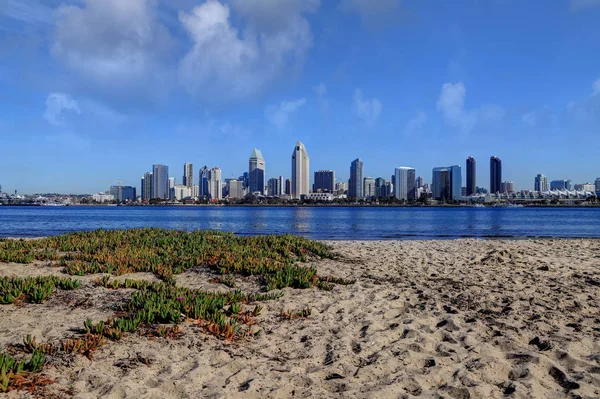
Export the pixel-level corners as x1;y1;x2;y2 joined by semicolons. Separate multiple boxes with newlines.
93;142;600;203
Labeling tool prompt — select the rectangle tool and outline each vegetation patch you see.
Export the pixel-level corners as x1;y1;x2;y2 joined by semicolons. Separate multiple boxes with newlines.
0;276;80;304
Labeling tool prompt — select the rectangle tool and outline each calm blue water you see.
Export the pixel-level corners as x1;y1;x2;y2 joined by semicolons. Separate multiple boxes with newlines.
0;206;599;240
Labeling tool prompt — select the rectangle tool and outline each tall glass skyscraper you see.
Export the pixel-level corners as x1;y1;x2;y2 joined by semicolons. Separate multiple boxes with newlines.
432;165;462;201
141;172;152;201
466;156;476;196
349;158;364;199
291;141;310;199
535;174;548;191
249;148;265;194
313;170;335;192
152;164;169;199
198;166;210;197
490;156;502;193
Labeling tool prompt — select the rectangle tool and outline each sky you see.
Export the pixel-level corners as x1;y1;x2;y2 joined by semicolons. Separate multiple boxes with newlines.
1;0;599;195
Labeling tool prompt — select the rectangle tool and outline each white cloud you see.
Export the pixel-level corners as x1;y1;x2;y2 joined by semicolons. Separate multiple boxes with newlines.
593;78;600;95
265;98;306;129
1;0;55;25
313;82;329;113
43;93;81;126
521;111;537;127
353;89;382;126
178;0;316;101
340;0;402;26
570;0;600;11
403;112;426;136
436;82;476;133
51;0;173;94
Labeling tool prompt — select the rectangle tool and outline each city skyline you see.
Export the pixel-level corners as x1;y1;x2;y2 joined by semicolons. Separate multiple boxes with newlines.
1;1;600;194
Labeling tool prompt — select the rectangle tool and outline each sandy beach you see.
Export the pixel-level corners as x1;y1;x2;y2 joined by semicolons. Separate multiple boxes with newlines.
1;238;599;398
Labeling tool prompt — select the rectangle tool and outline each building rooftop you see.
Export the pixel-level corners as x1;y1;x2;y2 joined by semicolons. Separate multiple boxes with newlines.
250;148;264;160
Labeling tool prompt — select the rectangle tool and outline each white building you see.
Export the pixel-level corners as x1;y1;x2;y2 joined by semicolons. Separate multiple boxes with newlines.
363;177;375;198
92;193;114;203
227;180;244;199
208;167;222;200
171;185;192;201
304;193;334;201
291;141;310;199
394;167;416;201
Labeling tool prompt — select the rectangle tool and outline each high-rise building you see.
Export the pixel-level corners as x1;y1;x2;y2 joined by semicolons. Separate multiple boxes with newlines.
394;167;416;201
291;141;310;199
466;156;476;196
335;181;348;195
490;156;502;194
141;172;152;201
183;162;194;189
574;183;595;192
432;165;462;201
285;179;291;195
349;158;364;199
227;180;243;199
550;179;572;190
535;174;548;192
198;166;209;197
363;177;375;198
595;178;600;192
501;181;514;193
416;176;425;189
267;178;282;196
152;164;169;199
208;167;222;200
314;170;335;192
375;177;387;198
249;148;266;194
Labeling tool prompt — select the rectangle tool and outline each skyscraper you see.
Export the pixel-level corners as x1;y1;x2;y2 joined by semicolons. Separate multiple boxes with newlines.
152;164;169;199
394;167;416;201
501;181;514;193
291;141;310;199
249;148;266;194
375;177;387;198
285;179;291;195
198;166;209;197
349;158;364;199
550;179;572;190
595;178;600;193
227;180;243;199
363;177;375;198
432;165;462;201
416;176;425;189
490;156;502;193
535;174;548;191
267;178;282;196
141;172;152;201
466;156;476;196
313;170;335;192
183;162;194;189
208;167;222;200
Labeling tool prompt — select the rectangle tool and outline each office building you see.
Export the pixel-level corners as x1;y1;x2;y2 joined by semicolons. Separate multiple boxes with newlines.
550;179;572;190
314;170;335;192
285;179;291;195
501;181;515;193
574;183;595;192
596;178;600;192
168;178;175;200
198;166;210;197
432;165;462;201
92;193;114;203
375;177;387;198
363;177;375;198
535;174;548;192
171;185;192;201
267;177;282;196
490;156;502;193
227;180;243;199
141;172;152;201
192;185;199;198
110;186;136;202
466;156;476;196
208;167;222;200
349;158;364;199
394;167;416;201
291;141;310;199
152;164;169;199
249;149;266;194
416;176;425;189
335;182;348;195
183;162;194;189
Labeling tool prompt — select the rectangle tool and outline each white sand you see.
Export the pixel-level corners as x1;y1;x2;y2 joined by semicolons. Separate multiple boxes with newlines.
1;239;599;398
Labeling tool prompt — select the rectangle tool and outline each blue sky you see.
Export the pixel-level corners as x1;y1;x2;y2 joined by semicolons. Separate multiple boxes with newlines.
1;0;599;194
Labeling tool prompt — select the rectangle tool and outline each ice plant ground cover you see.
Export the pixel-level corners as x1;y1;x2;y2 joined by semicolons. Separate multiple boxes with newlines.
0;228;354;393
